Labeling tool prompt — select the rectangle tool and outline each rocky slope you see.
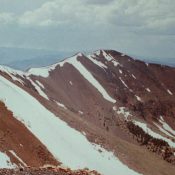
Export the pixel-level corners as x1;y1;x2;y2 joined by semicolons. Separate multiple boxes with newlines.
0;166;101;175
0;50;175;175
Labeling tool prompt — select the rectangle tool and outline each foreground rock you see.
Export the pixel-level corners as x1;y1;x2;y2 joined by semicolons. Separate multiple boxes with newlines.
0;167;101;175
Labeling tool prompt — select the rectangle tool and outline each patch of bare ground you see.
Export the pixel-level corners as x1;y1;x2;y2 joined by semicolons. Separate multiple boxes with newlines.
0;167;101;175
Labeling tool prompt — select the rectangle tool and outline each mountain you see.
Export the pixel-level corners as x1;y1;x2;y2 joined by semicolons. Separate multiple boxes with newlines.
129;54;175;67
0;47;56;63
0;47;74;70
0;50;175;175
7;55;61;71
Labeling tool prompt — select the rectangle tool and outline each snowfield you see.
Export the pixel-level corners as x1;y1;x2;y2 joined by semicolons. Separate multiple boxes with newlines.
0;75;140;175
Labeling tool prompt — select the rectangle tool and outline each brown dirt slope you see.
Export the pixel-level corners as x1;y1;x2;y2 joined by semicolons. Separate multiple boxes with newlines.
0;101;58;167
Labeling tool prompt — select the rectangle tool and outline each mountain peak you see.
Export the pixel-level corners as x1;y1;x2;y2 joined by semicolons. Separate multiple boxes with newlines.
0;49;131;78
76;52;84;57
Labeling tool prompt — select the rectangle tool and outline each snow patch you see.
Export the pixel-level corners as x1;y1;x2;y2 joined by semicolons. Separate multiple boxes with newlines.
69;81;73;85
132;74;136;79
119;69;123;74
87;55;107;69
146;88;151;92
102;50;113;61
102;51;120;67
159;116;175;136
135;95;142;102
116;107;131;119
82;131;86;136
134;121;175;148
167;89;173;95
27;61;60;78
77;53;83;57
94;50;101;56
0;152;16;168
78;111;84;115
113;106;117;111
154;122;173;138
9;150;27;167
0;65;24;84
119;77;128;88
119;77;133;92
28;78;49;100
56;101;67;110
112;60;120;67
36;80;45;89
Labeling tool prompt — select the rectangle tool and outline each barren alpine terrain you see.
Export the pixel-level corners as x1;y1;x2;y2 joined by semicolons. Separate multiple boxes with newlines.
0;166;101;175
1;50;175;175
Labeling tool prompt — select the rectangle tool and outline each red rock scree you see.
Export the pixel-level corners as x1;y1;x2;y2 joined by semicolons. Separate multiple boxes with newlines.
0;167;101;175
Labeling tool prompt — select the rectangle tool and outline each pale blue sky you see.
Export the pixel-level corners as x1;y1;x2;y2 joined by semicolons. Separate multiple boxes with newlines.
0;0;174;58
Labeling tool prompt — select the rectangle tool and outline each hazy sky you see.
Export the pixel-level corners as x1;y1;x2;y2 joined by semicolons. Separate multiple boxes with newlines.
0;0;175;58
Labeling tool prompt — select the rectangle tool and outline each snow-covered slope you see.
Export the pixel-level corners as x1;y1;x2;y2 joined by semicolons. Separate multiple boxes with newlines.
1;49;175;175
0;75;140;175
